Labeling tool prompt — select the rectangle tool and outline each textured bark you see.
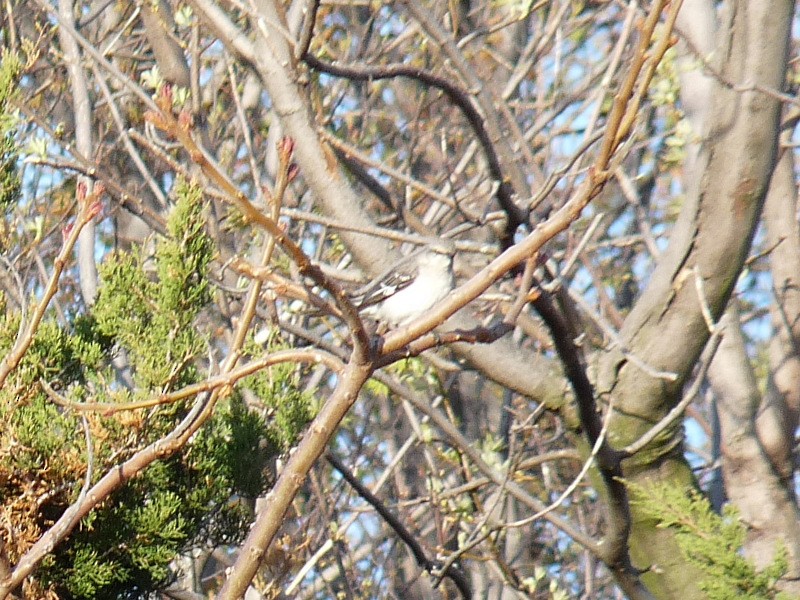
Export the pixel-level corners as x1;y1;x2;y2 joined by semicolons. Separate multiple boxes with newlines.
597;0;794;596
709;132;800;590
763;143;800;484
709;304;800;592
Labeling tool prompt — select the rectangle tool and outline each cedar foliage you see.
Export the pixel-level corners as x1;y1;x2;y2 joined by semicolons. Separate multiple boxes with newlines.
0;133;313;597
0;48;20;214
629;482;789;600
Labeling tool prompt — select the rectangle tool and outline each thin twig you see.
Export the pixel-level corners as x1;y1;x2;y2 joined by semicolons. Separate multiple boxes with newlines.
41;349;343;413
0;187;103;390
294;0;320;61
320;130;458;210
326;452;472;598
507;394;616;528
565;287;679;382
694;266;716;333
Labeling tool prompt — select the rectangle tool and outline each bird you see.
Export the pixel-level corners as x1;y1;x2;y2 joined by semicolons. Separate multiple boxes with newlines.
353;245;455;327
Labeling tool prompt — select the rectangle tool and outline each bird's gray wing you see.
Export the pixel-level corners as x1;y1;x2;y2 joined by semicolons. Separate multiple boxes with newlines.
352;270;415;310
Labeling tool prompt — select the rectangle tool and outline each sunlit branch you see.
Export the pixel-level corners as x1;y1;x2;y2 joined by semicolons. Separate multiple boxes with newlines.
0;187;103;391
41;349;343;414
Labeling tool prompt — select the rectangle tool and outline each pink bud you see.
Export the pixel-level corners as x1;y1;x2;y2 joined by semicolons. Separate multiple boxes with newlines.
278;136;295;159
159;84;173;109
76;181;87;202
87;200;103;219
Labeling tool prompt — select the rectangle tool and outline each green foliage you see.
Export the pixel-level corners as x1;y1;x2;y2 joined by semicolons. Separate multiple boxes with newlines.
629;482;789;599
650;46;679;108
188;394;274;502
240;344;316;453
93;177;213;390
649;45;693;170
363;376;389;397
0;178;315;598
15;316;105;386
386;356;442;391
9;395;78;472
160;178;214;314
663;118;693;170
39;185;317;599
0;317;106;475
0;49;21;212
42;394;267;599
61;547;127;598
34;179;248;598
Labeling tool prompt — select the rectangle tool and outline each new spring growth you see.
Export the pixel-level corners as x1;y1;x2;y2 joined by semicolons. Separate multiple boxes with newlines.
85;183;105;220
157;83;173;113
278;136;295;163
178;109;193;132
144;85;176;131
287;163;299;183
278;137;298;183
62;182;104;241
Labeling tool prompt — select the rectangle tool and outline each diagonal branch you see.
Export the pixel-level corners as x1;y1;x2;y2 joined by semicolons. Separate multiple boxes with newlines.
326;451;472;598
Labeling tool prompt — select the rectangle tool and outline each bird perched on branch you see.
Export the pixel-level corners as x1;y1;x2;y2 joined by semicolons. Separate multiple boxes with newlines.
354;244;456;328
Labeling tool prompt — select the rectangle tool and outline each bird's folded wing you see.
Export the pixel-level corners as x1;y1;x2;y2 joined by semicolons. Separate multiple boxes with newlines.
352;271;415;310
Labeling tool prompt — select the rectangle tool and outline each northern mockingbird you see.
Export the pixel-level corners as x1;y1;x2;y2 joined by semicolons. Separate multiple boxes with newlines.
354;245;455;327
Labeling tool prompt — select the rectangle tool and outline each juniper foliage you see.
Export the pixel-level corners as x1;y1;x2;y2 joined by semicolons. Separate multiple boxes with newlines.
0;173;312;598
629;482;789;600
